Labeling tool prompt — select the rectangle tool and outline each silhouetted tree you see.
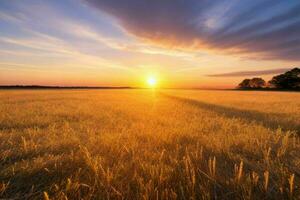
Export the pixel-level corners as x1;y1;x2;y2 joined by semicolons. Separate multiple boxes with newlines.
268;68;300;89
238;79;251;89
238;78;266;89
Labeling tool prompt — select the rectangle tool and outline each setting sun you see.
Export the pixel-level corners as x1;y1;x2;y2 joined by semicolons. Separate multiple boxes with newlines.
147;76;157;88
1;1;300;199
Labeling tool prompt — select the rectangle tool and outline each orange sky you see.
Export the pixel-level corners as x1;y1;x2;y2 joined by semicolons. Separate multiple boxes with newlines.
0;0;299;88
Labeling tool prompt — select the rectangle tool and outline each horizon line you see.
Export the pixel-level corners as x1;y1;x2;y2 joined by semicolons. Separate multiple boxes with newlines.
0;85;234;90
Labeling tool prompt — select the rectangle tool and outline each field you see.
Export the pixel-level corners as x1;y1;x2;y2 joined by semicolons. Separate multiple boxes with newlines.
0;89;300;199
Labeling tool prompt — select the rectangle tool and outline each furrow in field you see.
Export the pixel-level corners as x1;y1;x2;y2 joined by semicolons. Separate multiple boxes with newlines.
161;92;300;135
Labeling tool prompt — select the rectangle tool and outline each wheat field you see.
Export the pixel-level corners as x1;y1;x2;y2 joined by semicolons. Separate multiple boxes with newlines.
0;89;299;200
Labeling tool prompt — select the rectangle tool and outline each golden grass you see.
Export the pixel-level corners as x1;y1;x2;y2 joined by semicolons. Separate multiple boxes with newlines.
0;89;299;199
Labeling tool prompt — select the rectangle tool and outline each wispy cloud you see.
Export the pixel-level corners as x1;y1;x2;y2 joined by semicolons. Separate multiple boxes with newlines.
85;0;300;61
207;68;292;77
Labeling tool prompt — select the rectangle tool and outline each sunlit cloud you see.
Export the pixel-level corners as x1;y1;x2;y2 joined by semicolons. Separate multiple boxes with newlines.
85;0;300;61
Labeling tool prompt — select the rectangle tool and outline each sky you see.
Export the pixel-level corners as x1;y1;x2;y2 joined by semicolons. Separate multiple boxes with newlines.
0;0;299;88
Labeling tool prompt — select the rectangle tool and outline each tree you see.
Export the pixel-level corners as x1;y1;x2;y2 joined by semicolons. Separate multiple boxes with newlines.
238;78;266;89
238;79;251;89
249;78;266;88
268;68;300;89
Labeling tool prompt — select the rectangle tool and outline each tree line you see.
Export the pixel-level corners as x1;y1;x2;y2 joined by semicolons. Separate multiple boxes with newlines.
237;68;300;90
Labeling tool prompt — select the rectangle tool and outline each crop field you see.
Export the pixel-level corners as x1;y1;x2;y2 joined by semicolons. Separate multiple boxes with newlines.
0;89;299;200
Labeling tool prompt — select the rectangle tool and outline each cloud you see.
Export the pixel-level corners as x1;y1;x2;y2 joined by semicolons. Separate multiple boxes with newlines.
207;68;292;77
85;0;300;60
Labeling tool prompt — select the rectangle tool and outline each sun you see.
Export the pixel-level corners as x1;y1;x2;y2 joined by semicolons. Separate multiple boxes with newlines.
147;76;157;88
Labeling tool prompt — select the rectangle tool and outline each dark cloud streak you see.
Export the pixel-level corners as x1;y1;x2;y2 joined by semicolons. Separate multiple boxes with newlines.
207;68;293;77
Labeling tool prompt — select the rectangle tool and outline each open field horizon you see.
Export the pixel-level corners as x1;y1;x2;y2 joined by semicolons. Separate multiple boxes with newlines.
1;0;300;199
0;89;299;199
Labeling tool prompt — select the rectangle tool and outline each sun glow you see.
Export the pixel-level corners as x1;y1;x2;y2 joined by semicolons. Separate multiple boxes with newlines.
147;76;157;88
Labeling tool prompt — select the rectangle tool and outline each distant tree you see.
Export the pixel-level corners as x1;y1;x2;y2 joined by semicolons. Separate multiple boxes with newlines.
238;79;251;89
249;78;266;88
238;78;266;89
268;68;300;89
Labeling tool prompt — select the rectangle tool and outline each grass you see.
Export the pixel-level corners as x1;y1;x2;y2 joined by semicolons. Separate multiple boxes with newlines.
0;89;299;199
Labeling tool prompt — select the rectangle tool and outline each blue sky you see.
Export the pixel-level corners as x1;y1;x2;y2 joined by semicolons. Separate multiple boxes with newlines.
0;0;299;88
